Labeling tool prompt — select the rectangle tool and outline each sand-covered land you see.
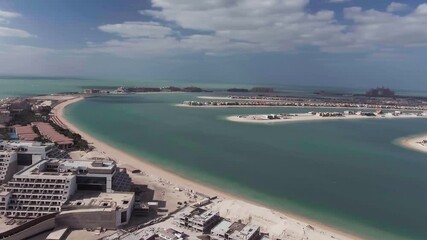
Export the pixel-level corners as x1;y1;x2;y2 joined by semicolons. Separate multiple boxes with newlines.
53;96;361;240
398;134;427;154
227;113;427;124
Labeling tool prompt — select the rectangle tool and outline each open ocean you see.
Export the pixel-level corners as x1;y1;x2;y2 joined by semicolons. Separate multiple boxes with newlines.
2;77;427;239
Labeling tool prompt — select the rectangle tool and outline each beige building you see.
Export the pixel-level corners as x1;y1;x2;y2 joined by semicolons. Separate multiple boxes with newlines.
56;191;135;229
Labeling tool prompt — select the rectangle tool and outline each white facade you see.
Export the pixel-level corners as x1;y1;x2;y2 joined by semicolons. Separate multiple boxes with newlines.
0;141;55;170
0;150;17;183
175;208;220;232
0;158;118;219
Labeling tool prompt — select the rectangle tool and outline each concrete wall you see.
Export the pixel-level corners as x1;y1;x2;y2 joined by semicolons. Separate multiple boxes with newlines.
1;215;56;240
115;195;135;227
3;152;17;183
56;210;117;229
67;176;77;200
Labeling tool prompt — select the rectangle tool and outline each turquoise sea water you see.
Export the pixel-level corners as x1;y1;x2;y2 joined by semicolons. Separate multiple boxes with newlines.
65;94;427;240
2;78;427;239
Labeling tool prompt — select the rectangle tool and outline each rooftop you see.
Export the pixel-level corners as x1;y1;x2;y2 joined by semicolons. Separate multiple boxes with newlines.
0;140;54;149
192;210;218;223
211;219;233;235
63;191;134;211
230;224;260;239
31;122;73;145
16;158;116;178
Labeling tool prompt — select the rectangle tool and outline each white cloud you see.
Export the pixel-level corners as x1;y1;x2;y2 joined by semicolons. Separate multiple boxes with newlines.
0;26;32;38
386;2;408;13
341;4;427;48
0;9;32;38
89;0;345;56
327;0;350;3
98;21;172;38
86;0;427;57
0;9;21;21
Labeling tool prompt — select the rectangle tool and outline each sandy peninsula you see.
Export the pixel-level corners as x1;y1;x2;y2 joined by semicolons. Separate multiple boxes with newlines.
398;134;427;154
227;112;427;124
53;96;362;240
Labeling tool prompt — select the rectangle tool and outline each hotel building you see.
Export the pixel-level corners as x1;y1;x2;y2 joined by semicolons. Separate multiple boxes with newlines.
0;141;58;183
0;158;131;219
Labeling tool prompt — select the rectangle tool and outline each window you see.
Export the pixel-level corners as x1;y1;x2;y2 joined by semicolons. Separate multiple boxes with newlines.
17;154;32;166
121;211;127;223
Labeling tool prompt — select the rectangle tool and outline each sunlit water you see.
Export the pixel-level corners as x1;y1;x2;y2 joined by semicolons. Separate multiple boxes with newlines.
2;77;427;239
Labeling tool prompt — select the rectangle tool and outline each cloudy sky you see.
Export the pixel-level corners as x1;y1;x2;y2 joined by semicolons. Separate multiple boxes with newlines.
1;0;427;89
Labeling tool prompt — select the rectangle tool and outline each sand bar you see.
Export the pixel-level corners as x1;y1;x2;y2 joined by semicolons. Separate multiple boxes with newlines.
53;96;363;240
398;134;427;154
227;113;427;124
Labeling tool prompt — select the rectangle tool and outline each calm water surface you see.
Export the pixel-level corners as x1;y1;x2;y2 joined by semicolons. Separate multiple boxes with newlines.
65;93;427;240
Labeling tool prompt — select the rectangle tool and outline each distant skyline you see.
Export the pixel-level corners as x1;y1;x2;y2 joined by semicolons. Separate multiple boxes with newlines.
1;0;427;90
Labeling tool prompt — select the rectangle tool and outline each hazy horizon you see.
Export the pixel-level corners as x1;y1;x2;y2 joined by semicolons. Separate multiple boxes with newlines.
1;0;427;90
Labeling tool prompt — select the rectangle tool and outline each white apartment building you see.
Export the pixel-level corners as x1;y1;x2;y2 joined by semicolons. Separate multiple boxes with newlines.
0;158;120;219
0;141;55;170
0;150;18;183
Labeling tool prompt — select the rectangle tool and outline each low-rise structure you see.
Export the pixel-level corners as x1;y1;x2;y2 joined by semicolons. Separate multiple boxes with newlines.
210;220;233;239
83;89;101;94
229;224;260;240
14;125;38;141
158;228;186;240
211;220;260;240
32;122;73;149
56;191;135;229
174;207;220;232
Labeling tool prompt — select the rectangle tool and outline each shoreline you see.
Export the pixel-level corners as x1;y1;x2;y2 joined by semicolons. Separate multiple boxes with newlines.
226;114;427;124
54;96;364;240
175;103;425;112
397;134;427;154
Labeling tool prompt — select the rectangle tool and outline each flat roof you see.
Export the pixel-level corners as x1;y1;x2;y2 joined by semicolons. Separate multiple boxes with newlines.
64;191;134;210
46;227;69;240
0;140;54;148
211;219;233;235
54;159;115;170
229;224;260;239
16;158;116;177
192;210;218;223
240;224;260;236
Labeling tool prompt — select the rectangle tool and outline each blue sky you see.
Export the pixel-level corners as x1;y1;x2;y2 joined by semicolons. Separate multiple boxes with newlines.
1;0;427;90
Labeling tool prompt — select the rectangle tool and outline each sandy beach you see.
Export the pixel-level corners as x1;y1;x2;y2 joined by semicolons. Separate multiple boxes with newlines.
227;113;427;124
397;134;427;154
53;96;363;240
